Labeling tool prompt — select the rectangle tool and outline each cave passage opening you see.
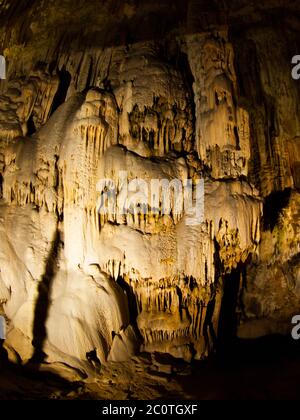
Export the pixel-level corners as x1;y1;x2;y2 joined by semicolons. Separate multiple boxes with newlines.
263;188;292;231
50;67;71;116
217;264;244;354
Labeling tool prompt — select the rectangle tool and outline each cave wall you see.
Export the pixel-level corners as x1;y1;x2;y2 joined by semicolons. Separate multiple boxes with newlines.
0;0;299;368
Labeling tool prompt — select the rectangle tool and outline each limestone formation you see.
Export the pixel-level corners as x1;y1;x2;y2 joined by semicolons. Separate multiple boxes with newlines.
0;0;299;375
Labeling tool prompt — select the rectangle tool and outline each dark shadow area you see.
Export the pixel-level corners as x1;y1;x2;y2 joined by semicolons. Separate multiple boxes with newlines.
0;338;6;360
27;113;36;135
217;266;241;352
0;0;35;21
86;349;101;374
116;275;138;325
50;67;71;116
203;298;217;350
116;275;143;343
0;339;80;399
0;356;80;400
263;188;292;231
30;229;61;364
181;334;300;399
0;0;299;59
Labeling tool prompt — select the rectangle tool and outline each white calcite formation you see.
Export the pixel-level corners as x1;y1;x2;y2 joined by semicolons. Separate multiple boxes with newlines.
185;31;251;179
0;0;299;372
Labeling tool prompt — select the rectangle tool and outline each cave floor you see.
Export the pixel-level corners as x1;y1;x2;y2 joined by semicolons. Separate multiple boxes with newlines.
1;336;300;400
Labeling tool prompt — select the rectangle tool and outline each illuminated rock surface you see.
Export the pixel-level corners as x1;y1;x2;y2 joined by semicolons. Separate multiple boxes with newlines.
0;0;299;386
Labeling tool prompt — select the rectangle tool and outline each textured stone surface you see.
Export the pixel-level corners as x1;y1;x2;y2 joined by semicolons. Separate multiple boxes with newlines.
0;0;299;372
